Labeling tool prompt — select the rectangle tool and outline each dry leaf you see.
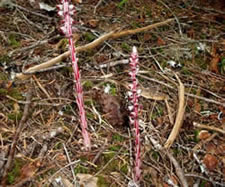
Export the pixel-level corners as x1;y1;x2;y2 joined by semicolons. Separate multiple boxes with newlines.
203;154;218;171
13;102;20;114
215;144;225;155
198;130;211;140
88;19;99;28
209;56;220;74
94;90;127;126
187;28;195;39
194;88;201;112
157;37;166;46
205;143;217;154
143;33;152;41
17;160;41;181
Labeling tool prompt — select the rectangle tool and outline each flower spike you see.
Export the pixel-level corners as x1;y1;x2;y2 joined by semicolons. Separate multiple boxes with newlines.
57;0;91;150
128;46;141;184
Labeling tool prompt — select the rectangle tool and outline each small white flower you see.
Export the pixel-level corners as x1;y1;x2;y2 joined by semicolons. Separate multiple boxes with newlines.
58;111;63;116
197;42;206;52
137;89;141;95
104;84;111;94
50;131;57;138
167;60;176;68
128;105;134;111
132;46;137;54
167;60;181;68
69;4;74;10
58;10;64;16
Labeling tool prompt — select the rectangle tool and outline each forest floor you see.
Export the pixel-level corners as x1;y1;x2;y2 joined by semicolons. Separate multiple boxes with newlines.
0;0;225;186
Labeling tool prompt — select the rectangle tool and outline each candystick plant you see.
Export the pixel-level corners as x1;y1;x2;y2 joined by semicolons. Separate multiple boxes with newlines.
57;0;91;150
128;46;141;183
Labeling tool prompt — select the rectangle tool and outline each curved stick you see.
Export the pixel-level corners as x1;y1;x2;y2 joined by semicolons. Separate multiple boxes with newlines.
16;19;174;80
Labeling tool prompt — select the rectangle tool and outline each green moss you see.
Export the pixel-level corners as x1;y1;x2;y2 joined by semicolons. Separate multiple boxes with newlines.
131;21;140;29
195;57;207;69
151;151;159;161
61;66;73;73
54;142;62;149
199;180;207;187
112;134;124;142
110;87;117;96
0;88;8;96
219;58;225;74
9;34;20;47
63;105;72;114
7;88;23;100
146;9;152;17
181;67;192;75
121;42;131;52
156;106;164;116
0;87;23;100
97;176;110;187
120;163;128;174
172;148;180;156
150;112;157;120
83;80;94;89
74;164;88;174
84;32;96;42
80;155;88;162
86;111;95;119
108;145;121;152
0;72;9;80
161;60;167;69
117;0;128;8
103;152;115;162
84;99;93;106
194;129;200;142
7;159;23;184
7;112;22;121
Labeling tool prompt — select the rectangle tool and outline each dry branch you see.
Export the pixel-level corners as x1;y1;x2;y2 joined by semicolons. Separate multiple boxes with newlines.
16;19;174;80
164;74;185;148
1;89;32;186
193;122;225;135
150;137;188;187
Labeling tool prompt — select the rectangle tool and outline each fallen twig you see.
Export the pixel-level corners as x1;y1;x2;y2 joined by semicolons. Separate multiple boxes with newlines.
193;122;225;135
164;73;185;148
16;19;174;80
1;89;33;186
149;137;188;187
138;74;225;107
166;151;188;187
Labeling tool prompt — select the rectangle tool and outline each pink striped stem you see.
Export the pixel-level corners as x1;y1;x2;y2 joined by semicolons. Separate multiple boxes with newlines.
57;0;91;150
128;46;141;183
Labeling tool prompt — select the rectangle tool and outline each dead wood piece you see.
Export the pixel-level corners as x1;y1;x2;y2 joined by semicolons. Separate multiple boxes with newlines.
164;74;185;148
193;122;225;135
1;89;33;186
16;19;174;80
122;81;168;101
111;18;174;39
150;137;188;187
166;151;188;187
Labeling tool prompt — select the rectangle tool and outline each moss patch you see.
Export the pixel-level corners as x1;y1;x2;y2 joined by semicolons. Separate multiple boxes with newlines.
8;34;20;47
74;164;88;174
97;175;110;187
7;159;24;184
7;112;22;121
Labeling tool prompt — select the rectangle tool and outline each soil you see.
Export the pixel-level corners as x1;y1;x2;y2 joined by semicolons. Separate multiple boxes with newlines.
0;0;225;186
